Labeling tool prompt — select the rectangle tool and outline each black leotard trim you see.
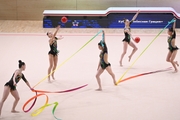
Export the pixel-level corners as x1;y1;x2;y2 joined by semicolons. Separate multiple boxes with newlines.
5;73;27;91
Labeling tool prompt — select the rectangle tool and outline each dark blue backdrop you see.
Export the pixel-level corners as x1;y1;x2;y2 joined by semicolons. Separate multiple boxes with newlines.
43;13;180;28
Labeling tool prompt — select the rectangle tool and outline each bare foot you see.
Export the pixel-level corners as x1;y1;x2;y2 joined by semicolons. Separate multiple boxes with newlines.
174;69;178;73
11;110;20;113
48;78;51;83
128;56;132;62
95;88;102;91
175;61;179;67
119;61;123;67
52;75;55;80
113;80;117;86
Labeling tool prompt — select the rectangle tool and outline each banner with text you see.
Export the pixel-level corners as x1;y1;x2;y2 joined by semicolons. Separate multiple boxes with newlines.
43;13;180;28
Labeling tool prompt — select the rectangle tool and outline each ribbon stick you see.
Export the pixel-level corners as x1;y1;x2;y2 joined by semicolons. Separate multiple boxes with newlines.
33;30;102;88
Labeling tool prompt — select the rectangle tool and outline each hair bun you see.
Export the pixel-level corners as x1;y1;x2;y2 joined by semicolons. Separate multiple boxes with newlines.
18;60;22;63
168;27;174;32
